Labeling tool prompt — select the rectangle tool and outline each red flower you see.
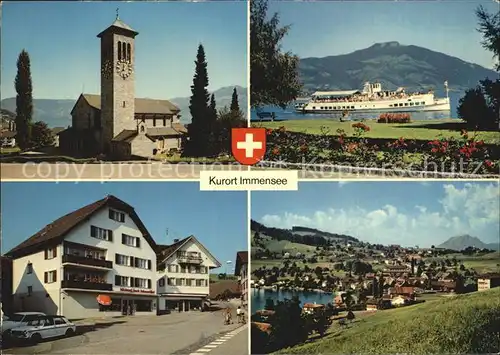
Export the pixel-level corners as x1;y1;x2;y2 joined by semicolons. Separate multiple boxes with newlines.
266;129;273;136
484;160;493;168
272;147;280;155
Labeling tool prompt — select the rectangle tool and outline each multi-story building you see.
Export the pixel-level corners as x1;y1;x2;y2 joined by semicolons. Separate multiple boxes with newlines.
235;251;248;309
5;195;158;319
156;236;220;312
477;273;500;291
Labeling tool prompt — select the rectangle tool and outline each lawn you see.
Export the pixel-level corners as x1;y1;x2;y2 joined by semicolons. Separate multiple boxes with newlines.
254;119;500;144
277;287;500;354
153;153;237;164
0;147;20;154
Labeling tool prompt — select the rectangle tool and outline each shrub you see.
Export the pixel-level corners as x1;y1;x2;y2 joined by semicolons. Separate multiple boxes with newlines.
378;113;411;123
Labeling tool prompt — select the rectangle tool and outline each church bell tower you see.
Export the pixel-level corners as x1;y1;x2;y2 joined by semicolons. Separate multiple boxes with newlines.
97;10;139;153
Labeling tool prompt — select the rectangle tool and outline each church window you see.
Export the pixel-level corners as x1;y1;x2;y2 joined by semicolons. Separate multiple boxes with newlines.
153;118;156;127
140;126;145;133
163;118;166;126
122;43;127;61
118;41;122;61
122;101;126;108
127;43;131;62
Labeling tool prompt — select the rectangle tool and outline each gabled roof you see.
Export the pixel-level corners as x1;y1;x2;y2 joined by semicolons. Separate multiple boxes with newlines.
5;195;157;259
234;251;248;276
156;235;221;268
97;18;139;38
72;94;180;116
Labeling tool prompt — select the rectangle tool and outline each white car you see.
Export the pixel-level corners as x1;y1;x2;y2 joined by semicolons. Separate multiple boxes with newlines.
1;312;46;335
10;315;76;343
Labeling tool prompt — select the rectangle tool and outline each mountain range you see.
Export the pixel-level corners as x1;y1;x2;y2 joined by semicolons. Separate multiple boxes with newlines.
299;42;498;93
0;85;247;128
437;235;499;251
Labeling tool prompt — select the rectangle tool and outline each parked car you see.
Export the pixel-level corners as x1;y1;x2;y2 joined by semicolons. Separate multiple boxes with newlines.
10;315;76;343
1;312;46;336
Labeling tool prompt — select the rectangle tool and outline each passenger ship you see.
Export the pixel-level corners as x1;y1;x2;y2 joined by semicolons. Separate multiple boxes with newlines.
295;82;451;114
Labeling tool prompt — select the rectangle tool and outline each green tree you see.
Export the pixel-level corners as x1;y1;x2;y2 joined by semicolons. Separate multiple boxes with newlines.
31;121;54;148
14;49;33;149
230;87;240;113
476;5;500;72
250;0;302;109
185;44;211;157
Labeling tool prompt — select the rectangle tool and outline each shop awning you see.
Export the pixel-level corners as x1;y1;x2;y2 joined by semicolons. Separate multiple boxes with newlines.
97;294;112;305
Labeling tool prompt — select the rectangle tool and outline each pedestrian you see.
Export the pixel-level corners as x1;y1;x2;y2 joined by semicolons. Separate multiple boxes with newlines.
236;306;241;323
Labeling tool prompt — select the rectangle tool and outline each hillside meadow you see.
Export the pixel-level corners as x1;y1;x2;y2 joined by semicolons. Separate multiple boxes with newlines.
277;287;500;354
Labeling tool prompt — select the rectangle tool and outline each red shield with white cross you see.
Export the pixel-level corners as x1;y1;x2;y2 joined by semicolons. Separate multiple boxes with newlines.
231;128;267;165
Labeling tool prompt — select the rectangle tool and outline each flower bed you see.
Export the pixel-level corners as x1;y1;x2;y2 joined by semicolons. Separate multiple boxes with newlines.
378;113;412;123
264;125;499;175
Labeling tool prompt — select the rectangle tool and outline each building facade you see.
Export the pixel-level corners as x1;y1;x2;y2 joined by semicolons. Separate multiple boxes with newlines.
59;15;185;159
6;195;158;319
235;251;248;309
156;237;221;312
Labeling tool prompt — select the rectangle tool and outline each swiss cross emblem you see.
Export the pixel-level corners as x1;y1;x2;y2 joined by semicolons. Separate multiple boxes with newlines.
231;128;266;165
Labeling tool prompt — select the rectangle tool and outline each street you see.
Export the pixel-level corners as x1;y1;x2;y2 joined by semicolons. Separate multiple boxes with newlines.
188;324;248;355
3;308;248;354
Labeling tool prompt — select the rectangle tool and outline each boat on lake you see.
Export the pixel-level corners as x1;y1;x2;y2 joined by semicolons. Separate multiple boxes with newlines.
295;81;451;114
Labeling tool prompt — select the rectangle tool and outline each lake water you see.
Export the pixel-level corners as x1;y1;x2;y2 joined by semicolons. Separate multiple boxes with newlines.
251;91;462;121
251;288;335;312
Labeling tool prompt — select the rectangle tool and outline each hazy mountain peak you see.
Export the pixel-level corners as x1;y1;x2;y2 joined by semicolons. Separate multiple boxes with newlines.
438;235;499;251
372;41;402;48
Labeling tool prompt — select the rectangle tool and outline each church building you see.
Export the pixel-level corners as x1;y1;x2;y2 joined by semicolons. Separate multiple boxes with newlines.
59;15;186;159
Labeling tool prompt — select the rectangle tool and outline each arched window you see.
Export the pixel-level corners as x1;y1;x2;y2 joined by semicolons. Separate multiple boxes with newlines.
118;41;122;61
122;43;127;61
140;125;145;133
127;43;131;62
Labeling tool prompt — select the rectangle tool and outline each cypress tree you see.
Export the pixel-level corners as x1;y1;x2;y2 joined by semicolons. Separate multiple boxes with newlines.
186;44;210;157
230;87;240;113
15;49;33;150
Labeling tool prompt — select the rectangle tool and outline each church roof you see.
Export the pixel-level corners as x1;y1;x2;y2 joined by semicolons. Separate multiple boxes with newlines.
81;94;180;115
147;124;187;137
97;18;139;38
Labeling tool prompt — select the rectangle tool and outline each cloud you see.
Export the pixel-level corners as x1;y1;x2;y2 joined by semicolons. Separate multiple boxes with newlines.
259;183;500;247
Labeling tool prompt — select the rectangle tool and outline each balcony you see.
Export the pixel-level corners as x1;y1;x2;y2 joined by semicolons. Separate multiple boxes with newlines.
61;280;113;291
177;256;203;265
62;254;113;269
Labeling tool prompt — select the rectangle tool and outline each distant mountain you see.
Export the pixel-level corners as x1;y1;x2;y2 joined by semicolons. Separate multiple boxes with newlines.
0;85;247;128
437;235;500;251
299;42;498;93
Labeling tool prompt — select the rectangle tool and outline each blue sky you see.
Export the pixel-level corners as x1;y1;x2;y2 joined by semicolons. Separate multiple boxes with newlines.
1;183;247;273
1;1;247;99
269;0;499;69
252;181;500;247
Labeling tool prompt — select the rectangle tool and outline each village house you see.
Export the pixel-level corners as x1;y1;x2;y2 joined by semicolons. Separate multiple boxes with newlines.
477;273;500;291
5;195;159;319
59;15;186;160
1;130;16;148
156;236;221;312
235;251;248;309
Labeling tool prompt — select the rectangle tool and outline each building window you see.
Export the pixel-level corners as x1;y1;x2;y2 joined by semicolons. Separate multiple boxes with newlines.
27;263;33;274
27;286;33;296
115;275;130;287
122;234;140;247
153;118;156;127
167;278;175;286
159;278;165;287
45;247;57;260
133;278;150;289
118;41;122;61
127;43;131;62
109;209;125;222
122;43;127;62
163;118;166;126
44;270;57;284
115;253;131;266
200;266;206;274
90;226;113;241
140;126;145;133
168;265;178;273
134;257;150;269
122;101;126;108
196;279;204;287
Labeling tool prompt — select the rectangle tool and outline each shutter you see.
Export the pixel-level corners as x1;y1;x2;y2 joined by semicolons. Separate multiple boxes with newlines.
136;238;141;248
44;249;48;259
115;275;120;286
53;247;57;257
115;254;120;264
53;270;57;282
108;230;113;242
91;225;96;238
109;209;113;220
147;279;152;289
44;272;48;283
147;260;152;270
130;256;135;267
121;213;125;223
131;277;135;287
122;234;126;244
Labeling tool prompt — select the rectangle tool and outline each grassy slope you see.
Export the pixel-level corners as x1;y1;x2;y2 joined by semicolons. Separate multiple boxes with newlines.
253;119;500;144
279;288;500;354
